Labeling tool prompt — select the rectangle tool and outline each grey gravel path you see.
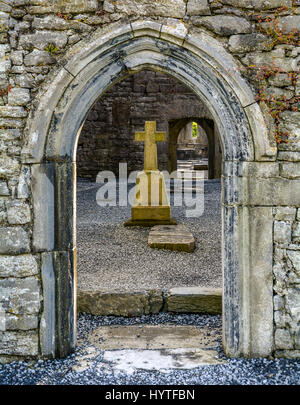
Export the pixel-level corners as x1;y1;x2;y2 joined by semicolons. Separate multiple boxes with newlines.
0;313;299;385
77;178;222;292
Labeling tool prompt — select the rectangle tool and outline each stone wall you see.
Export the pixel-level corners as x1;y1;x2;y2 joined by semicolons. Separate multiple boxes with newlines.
273;206;300;358
0;0;299;361
77;69;210;178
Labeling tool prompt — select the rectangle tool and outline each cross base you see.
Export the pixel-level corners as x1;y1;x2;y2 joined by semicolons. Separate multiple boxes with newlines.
124;206;177;227
124;214;177;227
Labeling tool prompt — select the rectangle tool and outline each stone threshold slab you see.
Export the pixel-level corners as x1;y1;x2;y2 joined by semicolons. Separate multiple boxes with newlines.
77;287;222;317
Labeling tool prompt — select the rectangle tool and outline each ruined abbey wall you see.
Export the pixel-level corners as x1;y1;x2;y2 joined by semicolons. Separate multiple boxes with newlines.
0;0;299;362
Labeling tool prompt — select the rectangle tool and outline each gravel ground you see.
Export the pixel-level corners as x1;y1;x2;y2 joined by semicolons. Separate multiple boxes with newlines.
77;177;222;292
0;313;299;385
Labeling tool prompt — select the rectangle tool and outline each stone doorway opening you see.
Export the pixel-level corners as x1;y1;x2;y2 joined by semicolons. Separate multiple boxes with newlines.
168;119;222;180
76;69;223;318
26;23;276;359
74;68;224;368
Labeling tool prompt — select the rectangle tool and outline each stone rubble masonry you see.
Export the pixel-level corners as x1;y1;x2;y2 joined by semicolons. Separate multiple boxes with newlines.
273;204;300;356
0;0;299;362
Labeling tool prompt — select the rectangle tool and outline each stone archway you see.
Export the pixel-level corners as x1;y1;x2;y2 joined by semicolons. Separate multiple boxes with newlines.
168;117;222;179
22;21;277;359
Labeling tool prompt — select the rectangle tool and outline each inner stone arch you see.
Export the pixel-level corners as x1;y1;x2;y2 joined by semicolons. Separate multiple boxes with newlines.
27;25;275;359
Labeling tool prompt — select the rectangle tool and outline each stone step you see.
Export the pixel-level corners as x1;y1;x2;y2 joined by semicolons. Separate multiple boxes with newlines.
166;287;222;315
77;287;222;317
194;163;208;170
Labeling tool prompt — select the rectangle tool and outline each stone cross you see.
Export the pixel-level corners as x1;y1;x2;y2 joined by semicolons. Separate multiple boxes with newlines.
135;121;166;170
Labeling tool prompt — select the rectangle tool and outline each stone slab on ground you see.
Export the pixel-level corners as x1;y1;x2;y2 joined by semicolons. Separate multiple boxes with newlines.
72;322;225;373
194;163;208;170
77;289;163;317
77;287;222;316
85;324;221;350
148;224;195;252
166;287;222;314
74;324;225;371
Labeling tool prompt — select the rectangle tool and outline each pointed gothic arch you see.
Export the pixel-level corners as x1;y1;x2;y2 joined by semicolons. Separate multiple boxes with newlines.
22;21;277;358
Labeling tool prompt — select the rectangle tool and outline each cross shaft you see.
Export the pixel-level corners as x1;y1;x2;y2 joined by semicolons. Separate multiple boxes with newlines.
135;121;166;170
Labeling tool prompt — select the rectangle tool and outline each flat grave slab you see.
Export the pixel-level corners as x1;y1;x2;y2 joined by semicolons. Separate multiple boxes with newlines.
148;224;195;252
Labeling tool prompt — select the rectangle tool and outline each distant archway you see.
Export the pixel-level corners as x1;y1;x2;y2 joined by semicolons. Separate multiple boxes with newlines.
168;117;222;179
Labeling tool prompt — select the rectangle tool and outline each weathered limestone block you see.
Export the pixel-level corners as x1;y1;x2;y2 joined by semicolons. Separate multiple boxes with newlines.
245;177;300;206
5;314;38;331
0;181;9;196
0;277;40;315
0;118;25;129
292;222;300;242
187;0;211;15
273;263;287;295
248;206;274;356
17;166;30;199
274;207;296;222
274;221;292;244
217;0;292;9
0;1;11;12
8;88;30;107
296;78;300;96
103;0;115;13
40;252;55;358
191;16;252;35
277;16;300;34
280;163;300;179
288;271;300;284
161;20;188;45
278;151;300;162
6;200;31;225
115;0;186;18
0;106;28;118
274;310;290;328
0;198;7;223
31;163;55;252
295;329;300;349
242;50;297;72
24;50;56;66
275;328;294;350
166;287;222;314
278;112;300;152
239;161;279;178
0;255;38;278
275;349;300;359
0;330;38;356
286;287;300;319
78;290;164;317
0;227;30;254
229;33;271;52
10;52;22;68
32;16;92;32
0;55;11;74
15;74;35;89
265;86;294;100
19;31;68;51
274;295;284;311
268;73;293;87
27;0;98;14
